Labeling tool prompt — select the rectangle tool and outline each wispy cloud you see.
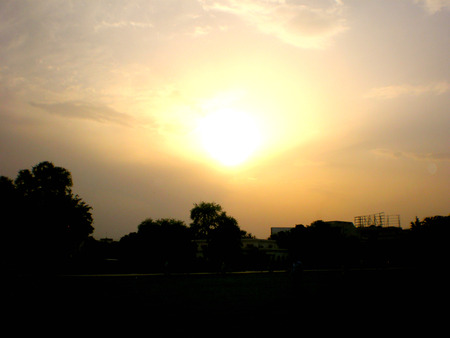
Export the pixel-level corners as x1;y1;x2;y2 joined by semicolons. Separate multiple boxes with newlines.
364;81;450;99
413;0;450;14
199;0;347;49
94;20;154;32
372;148;450;162
30;101;135;126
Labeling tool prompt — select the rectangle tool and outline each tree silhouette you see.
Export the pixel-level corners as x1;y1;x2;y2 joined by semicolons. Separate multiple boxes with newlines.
190;202;223;239
208;212;243;270
119;218;194;272
409;215;449;268
0;161;93;271
190;202;243;270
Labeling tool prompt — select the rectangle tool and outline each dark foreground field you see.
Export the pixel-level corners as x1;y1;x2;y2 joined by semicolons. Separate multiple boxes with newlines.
3;268;442;333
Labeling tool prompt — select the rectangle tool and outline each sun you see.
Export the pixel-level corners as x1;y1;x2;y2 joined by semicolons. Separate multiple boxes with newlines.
197;108;262;166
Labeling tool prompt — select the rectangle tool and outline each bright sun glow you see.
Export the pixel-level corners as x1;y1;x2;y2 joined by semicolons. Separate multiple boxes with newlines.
197;108;262;166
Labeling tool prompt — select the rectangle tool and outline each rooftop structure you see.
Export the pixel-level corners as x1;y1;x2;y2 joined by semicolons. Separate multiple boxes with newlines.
354;212;401;228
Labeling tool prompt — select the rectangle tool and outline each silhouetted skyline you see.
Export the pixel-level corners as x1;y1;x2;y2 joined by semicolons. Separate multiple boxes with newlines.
0;1;448;240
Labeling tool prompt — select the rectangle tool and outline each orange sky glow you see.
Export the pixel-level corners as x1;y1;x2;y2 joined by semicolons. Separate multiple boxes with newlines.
1;0;449;239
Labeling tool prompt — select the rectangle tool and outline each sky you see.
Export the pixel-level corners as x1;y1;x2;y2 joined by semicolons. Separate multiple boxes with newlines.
1;0;449;240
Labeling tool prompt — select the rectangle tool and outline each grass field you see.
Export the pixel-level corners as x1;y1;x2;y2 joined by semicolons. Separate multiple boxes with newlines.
4;268;439;332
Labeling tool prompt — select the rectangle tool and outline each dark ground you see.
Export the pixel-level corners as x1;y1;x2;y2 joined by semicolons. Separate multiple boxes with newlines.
2;268;444;333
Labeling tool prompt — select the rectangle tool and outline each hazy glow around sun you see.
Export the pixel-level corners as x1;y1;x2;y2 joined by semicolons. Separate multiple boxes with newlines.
197;108;262;166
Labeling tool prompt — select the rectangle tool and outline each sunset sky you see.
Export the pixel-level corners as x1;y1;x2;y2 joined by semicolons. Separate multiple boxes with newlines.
1;0;449;239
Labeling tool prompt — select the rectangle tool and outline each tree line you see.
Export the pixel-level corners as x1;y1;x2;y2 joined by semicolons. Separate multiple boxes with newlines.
1;161;448;274
0;161;255;273
112;202;254;273
269;217;449;269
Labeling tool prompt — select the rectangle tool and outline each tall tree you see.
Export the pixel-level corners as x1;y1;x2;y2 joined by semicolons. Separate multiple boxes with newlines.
0;161;94;271
190;202;223;239
190;202;243;270
208;212;243;269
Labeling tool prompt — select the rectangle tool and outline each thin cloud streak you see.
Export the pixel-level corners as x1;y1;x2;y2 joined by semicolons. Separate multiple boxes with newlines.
29;101;135;126
372;148;450;162
94;20;154;31
364;81;450;99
